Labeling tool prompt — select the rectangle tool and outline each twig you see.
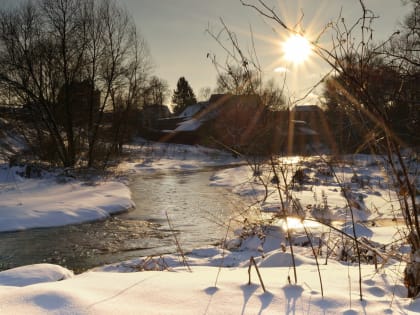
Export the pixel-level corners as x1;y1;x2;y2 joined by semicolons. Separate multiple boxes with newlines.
214;216;234;288
248;256;267;292
165;211;191;272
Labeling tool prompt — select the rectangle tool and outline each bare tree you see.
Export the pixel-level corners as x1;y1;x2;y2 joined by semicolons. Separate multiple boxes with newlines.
0;0;151;167
198;86;212;101
143;76;169;106
238;0;419;298
94;0;150;158
214;65;261;95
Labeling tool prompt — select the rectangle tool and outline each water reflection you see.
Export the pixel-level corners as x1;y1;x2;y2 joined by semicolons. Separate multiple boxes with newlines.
126;170;236;250
0;169;237;273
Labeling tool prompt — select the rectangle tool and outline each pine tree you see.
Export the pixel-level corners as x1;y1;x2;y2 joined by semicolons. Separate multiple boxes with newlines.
172;77;197;115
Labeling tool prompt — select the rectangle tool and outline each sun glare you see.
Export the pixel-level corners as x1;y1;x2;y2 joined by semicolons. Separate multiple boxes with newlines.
280;217;321;231
282;34;312;64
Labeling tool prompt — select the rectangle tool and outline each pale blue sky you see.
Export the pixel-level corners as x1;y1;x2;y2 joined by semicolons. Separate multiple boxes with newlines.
2;0;412;103
119;0;411;104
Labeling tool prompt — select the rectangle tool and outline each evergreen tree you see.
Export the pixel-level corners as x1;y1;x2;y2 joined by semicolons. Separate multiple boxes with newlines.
172;77;197;115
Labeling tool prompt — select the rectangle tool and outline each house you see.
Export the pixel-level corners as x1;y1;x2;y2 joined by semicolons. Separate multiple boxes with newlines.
154;101;209;132
160;94;266;149
146;95;323;155
290;105;329;153
205;94;265;149
139;104;171;130
176;101;209;119
291;105;323;129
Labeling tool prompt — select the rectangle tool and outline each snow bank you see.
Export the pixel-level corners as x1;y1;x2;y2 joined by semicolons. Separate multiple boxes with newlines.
0;143;418;314
209;155;404;221
0;264;73;287
0;263;414;314
0;166;134;232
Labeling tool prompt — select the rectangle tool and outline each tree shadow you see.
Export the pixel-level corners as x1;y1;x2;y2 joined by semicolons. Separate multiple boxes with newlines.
405;298;420;313
203;286;219;315
313;297;338;314
343;299;368;315
283;284;303;315
240;283;259;315
257;291;274;315
204;286;219;295
33;293;69;311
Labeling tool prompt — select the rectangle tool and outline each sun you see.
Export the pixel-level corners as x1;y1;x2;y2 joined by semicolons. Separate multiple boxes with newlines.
282;34;312;64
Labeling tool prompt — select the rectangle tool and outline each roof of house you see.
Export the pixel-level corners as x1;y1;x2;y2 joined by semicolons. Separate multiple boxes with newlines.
170;94;262;133
176;102;208;119
173;118;202;132
203;94;262;117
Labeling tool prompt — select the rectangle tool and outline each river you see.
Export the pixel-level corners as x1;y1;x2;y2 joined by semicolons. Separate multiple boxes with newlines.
0;168;237;273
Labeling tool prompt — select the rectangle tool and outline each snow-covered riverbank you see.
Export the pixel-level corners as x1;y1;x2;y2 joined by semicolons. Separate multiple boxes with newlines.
0;142;241;233
0;166;133;232
0;142;419;314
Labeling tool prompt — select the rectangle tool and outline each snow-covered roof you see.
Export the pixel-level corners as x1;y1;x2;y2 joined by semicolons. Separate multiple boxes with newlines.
292;120;318;135
173;118;203;132
176;102;208;119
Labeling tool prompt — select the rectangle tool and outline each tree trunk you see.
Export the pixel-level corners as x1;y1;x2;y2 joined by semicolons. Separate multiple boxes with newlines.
405;249;420;298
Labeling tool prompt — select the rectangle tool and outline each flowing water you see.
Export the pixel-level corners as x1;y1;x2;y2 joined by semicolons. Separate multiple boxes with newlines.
0;168;237;273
